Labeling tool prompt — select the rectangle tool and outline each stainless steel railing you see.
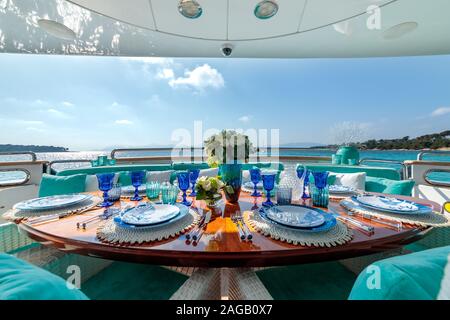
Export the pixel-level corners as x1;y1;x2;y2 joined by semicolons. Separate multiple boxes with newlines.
0;151;37;162
417;150;450;160
359;158;408;179
0;168;31;187
46;159;92;174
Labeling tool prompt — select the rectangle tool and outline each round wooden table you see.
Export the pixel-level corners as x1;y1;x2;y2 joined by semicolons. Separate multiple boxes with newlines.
18;192;439;268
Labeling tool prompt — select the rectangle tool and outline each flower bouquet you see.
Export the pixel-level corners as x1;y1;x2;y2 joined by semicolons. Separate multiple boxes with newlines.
195;176;225;208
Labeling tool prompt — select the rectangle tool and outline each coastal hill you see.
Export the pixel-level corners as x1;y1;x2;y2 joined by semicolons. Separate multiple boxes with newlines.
313;130;450;150
0;144;68;153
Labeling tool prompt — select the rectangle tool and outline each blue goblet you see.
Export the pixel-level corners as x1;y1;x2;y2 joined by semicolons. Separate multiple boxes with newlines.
96;173;115;207
177;171;192;206
249;168;262;197
261;173;276;207
296;165;311;199
189;169;200;197
130;171;146;201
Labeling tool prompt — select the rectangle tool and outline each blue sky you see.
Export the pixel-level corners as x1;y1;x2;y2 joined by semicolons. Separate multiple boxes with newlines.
0;53;449;151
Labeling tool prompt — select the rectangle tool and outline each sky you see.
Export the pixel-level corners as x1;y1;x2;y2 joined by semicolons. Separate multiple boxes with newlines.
0;53;449;151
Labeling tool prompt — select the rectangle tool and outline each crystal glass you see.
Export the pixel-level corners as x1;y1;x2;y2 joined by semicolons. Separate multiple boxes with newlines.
96;173;115;207
161;184;180;205
189;169;200;197
261;173;276;207
130;171;146;201
296;165;311;199
177;171;192;206
276;187;292;205
310;171;330;208
249;168;262;197
108;183;122;202
146;182;161;200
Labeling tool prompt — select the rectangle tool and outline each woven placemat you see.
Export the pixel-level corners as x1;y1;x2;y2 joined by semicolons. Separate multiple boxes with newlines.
3;197;102;221
340;199;450;227
97;208;200;245
245;211;353;247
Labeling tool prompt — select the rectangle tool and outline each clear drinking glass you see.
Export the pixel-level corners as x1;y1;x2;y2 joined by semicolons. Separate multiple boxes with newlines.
276;187;292;205
108;183;122;202
146;182;161;200
161;185;180;204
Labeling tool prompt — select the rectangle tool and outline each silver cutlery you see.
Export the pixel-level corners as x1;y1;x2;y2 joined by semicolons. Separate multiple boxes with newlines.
27;205;98;226
233;213;253;240
186;213;205;240
231;214;246;240
330;209;374;233
341;206;402;230
192;211;212;243
77;203;133;229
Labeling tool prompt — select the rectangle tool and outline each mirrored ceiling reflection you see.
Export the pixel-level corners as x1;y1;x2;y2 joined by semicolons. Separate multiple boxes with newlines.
0;0;156;56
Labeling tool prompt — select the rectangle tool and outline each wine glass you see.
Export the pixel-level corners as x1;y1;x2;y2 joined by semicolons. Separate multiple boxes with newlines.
96;173;115;207
261;173;276;207
130;171;146;201
177;171;192;206
249;168;262;197
296;165;310;199
189;169;200;197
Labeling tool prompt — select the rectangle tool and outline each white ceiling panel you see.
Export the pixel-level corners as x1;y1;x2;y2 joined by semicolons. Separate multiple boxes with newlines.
299;0;392;31
69;0;155;29
228;0;307;40
150;0;228;40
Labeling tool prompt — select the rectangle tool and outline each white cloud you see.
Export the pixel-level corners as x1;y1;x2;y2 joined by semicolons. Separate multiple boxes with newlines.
238;115;251;123
431;107;450;117
167;64;225;90
26;127;45;133
62;101;74;107
156;68;175;80
115;119;133;125
47;108;70;119
18;120;44;125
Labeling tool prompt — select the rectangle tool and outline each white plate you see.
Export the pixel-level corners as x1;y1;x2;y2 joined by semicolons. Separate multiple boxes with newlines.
355;195;419;212
120;204;180;226
329;185;355;194
14;194;91;211
265;205;326;228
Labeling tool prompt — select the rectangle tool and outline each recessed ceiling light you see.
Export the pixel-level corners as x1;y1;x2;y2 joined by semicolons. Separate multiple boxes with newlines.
38;19;76;41
383;22;418;40
254;1;278;20
178;0;202;19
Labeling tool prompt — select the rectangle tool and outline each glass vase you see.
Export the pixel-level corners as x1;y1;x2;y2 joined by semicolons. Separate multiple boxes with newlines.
219;163;242;204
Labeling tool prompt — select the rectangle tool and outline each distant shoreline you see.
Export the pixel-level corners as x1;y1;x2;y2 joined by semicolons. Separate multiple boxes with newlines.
0;144;68;153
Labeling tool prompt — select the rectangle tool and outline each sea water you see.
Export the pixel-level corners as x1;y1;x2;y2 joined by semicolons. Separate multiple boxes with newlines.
0;150;449;183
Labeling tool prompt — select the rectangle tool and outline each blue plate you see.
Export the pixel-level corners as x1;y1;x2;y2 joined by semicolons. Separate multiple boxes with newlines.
259;205;336;233
14;194;92;211
114;203;188;230
352;195;432;215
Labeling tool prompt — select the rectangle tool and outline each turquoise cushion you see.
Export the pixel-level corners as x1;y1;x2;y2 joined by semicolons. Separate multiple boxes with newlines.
365;177;415;196
349;246;450;300
118;171;132;186
0;253;88;300
38;174;87;197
